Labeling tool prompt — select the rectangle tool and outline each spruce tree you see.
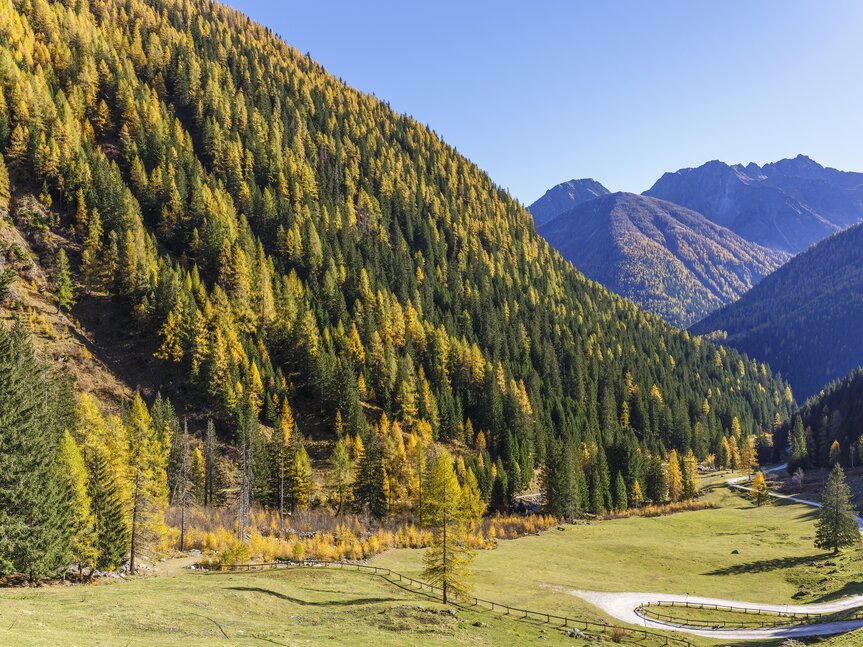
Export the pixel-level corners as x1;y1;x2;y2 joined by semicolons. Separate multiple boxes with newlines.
0;324;73;579
788;415;808;473
614;472;628;511
815;464;860;554
87;449;129;572
54;248;75;312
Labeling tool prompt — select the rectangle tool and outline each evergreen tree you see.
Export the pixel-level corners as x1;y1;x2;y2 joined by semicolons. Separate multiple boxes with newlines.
87;449;129;572
815;464;860;554
54;248;75;312
667;450;684;503
354;433;388;518
645;454;667;503
542;440;578;521
788;415;809;473
489;472;509;514
0;324;73;580
613;472;628;511
329;438;353;515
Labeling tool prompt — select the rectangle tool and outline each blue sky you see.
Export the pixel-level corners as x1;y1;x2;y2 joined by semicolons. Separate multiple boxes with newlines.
227;0;863;204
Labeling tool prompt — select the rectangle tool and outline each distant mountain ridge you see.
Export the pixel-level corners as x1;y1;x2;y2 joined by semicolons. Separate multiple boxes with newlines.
528;178;610;226
691;221;863;400
538;192;788;327
645;155;863;253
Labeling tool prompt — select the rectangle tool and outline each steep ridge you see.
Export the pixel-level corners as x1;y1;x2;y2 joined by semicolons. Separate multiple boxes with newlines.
692;222;863;400
645;156;863;253
538;192;787;327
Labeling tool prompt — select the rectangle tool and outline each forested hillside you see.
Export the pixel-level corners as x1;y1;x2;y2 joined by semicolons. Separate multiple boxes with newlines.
0;0;793;560
784;367;863;472
692;222;863;400
538;192;787;327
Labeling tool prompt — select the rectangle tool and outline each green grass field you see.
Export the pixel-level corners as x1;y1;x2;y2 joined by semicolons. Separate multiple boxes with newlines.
0;565;599;647
373;488;863;626
3;484;862;646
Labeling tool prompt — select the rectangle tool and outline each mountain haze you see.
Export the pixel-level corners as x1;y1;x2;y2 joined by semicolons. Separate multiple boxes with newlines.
646;155;863;253
528;178;610;226
692;222;863;400
539;193;788;327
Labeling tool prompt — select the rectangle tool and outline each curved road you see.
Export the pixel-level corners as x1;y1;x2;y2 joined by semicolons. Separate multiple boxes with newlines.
569;465;863;640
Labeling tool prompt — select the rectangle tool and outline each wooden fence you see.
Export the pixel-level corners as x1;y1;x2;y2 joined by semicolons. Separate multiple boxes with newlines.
636;599;863;630
208;559;696;646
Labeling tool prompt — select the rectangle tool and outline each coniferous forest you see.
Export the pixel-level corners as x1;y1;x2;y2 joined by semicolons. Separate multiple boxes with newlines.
0;0;796;577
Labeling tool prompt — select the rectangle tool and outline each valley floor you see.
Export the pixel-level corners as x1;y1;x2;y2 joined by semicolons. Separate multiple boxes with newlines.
4;475;863;646
0;566;589;647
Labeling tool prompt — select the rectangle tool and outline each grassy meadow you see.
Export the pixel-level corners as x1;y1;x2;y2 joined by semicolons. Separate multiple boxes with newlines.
373;488;863;623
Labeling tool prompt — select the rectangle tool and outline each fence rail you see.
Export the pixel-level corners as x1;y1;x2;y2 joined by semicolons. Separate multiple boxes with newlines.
206;559;695;647
636;600;863;631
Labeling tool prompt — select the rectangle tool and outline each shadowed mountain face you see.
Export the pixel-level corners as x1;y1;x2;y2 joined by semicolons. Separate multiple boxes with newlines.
528;178;610;226
538;193;788;328
645;155;863;253
692;222;863;400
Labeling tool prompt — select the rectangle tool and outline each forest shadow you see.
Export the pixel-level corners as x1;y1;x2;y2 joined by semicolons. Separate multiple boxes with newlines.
705;554;823;576
811;580;863;603
226;586;399;606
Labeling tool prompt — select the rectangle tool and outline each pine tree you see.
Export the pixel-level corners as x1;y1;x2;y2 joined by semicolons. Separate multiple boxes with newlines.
203;420;217;506
789;415;809;473
87;449;129;572
354;433;388;518
750;471;769;507
613;472;628;511
0;153;9;214
682;449;700;500
645;454;667;503
542;440;578;521
330;438;353;515
815;464;860;554
0;324;73;579
422;450;474;604
54;248;75;313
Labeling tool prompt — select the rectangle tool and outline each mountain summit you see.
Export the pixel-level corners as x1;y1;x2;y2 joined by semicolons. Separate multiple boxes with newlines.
645;156;863;253
539;192;788;327
528;178;610;226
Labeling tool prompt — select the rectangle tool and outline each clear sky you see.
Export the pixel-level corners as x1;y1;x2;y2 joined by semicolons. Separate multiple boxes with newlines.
226;0;863;204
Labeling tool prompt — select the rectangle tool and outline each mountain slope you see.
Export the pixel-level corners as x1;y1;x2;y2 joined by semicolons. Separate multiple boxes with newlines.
528;178;610;226
0;0;792;507
538;193;788;327
692;222;863;400
645;155;863;253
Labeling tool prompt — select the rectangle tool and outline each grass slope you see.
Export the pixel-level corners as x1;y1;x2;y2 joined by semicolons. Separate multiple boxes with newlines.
0;567;590;647
373;488;863;626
